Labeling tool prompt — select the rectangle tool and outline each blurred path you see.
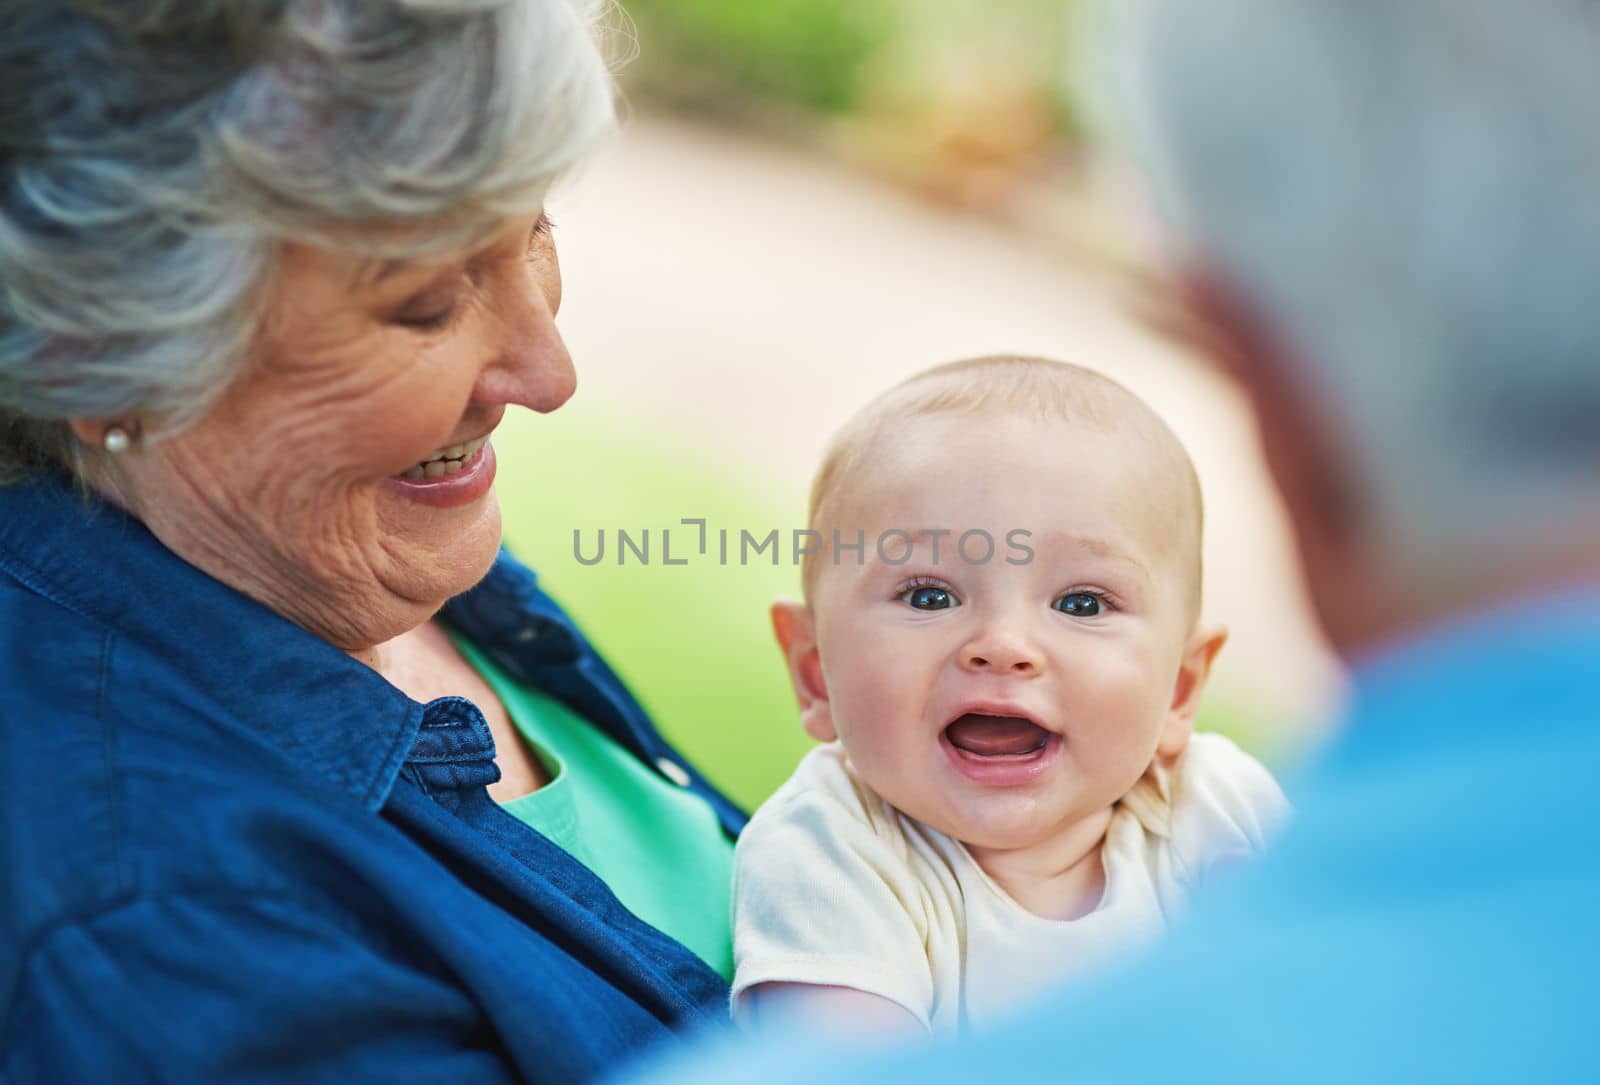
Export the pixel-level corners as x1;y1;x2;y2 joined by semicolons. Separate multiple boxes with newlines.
549;115;1341;737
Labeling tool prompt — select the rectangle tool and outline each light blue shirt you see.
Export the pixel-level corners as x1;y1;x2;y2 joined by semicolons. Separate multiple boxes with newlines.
640;586;1600;1082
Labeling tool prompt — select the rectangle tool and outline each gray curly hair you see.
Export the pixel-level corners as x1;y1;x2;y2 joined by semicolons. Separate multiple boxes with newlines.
0;0;615;483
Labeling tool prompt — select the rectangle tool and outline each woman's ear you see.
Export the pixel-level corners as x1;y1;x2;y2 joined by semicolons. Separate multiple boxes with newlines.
67;417;141;452
770;599;836;743
1157;624;1228;760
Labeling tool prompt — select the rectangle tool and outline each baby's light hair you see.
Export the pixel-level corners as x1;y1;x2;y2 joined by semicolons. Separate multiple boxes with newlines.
802;355;1205;621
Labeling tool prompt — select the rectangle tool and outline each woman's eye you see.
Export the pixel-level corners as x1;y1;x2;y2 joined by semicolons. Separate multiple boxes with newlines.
395;306;458;331
392;292;464;331
1053;592;1103;617
905;586;956;611
526;213;557;261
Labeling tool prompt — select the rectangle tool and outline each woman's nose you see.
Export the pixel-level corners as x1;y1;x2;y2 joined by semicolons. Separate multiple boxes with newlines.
470;263;576;414
959;624;1045;677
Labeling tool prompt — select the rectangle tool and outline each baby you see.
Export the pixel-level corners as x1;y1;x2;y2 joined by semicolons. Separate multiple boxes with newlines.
732;355;1289;1035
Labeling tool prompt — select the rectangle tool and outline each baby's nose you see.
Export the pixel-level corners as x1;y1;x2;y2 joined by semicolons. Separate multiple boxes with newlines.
960;633;1043;676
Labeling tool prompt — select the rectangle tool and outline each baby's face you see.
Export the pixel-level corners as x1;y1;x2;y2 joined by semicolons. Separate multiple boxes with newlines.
807;414;1203;853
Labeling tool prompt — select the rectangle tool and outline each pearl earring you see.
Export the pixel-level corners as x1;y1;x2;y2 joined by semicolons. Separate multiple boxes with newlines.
103;427;132;454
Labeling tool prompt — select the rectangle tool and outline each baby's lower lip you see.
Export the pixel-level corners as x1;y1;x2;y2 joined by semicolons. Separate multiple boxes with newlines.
940;730;1062;787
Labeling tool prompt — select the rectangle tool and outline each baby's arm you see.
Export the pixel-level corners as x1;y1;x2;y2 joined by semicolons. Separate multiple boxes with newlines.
1168;732;1292;887
741;982;922;1036
731;774;938;1035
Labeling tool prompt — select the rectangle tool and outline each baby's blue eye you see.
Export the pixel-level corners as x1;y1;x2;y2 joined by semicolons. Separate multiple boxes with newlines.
906;586;955;611
1054;592;1103;617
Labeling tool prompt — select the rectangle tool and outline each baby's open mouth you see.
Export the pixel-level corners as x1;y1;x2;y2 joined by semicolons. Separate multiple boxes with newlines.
397;435;489;480
944;713;1052;758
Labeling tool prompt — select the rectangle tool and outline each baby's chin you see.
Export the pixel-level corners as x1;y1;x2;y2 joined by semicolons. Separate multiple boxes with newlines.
891;791;1071;855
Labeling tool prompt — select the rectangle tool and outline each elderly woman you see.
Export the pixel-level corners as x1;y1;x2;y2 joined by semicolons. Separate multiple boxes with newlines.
0;3;742;1081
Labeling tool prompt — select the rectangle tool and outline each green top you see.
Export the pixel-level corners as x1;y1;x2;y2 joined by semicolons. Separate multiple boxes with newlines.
454;635;736;980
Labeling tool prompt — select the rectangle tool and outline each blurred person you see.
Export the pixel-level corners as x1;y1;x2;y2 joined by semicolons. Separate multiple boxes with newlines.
0;3;744;1081
630;0;1600;1080
734;356;1285;1035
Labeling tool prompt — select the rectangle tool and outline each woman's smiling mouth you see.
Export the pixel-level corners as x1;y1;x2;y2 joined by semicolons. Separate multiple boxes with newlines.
398;433;491;480
386;434;498;508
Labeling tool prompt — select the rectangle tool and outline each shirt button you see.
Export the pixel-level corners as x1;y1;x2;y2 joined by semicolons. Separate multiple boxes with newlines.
655;757;692;787
515;626;539;643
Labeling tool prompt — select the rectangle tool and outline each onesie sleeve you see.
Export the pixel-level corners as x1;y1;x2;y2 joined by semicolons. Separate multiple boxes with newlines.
1167;732;1292;892
730;760;936;1030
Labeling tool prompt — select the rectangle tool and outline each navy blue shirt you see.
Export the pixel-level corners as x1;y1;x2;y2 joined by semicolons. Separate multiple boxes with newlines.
0;474;743;1083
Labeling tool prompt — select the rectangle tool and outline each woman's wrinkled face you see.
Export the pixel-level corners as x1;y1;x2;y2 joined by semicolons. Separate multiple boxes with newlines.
113;212;573;653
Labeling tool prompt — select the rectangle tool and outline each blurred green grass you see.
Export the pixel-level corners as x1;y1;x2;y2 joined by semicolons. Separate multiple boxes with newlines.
494;406;1286;813
495;406;813;812
620;0;894;119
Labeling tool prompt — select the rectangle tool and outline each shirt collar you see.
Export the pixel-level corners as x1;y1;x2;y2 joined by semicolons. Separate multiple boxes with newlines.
0;473;422;810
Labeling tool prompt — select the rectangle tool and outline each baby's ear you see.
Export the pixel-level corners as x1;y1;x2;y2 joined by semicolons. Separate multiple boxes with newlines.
770;599;836;743
1157;624;1228;760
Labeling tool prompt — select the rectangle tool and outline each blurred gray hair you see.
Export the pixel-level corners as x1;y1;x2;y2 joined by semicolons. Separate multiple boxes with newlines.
0;0;615;483
1105;1;1600;566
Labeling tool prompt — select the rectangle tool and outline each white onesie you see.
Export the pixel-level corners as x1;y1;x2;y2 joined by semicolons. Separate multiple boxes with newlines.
731;732;1288;1033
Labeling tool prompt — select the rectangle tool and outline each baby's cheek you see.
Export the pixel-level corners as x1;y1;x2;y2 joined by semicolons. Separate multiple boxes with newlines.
832;681;913;772
1071;696;1170;781
836;702;895;763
